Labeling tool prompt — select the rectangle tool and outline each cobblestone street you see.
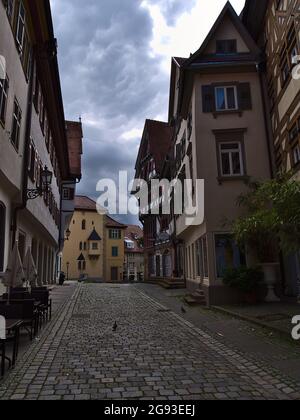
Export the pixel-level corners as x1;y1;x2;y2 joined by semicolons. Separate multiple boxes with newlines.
0;284;300;400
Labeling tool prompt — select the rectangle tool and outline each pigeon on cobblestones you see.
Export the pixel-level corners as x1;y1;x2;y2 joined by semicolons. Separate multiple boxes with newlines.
181;306;187;314
113;321;118;332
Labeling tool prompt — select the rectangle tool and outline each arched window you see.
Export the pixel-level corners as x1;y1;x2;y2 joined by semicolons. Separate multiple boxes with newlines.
82;220;86;230
0;202;6;272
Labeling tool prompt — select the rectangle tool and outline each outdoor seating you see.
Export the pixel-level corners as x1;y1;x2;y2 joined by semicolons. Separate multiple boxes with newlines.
0;300;37;340
0;307;23;378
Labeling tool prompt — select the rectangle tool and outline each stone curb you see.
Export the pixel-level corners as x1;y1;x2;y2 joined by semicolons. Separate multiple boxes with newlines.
211;306;293;341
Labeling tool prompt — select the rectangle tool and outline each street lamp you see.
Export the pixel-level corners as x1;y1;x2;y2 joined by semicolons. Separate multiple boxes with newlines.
27;166;53;200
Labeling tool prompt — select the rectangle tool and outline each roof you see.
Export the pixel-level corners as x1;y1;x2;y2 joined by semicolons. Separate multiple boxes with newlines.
105;215;127;229
66;120;83;179
135;119;173;175
88;229;102;241
173;57;187;67
175;1;262;119
242;0;268;41
75;196;97;211
125;225;144;254
183;1;261;68
77;253;85;261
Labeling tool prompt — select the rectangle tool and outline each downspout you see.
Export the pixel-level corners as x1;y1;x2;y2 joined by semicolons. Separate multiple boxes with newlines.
258;62;286;288
257;61;275;179
11;50;35;247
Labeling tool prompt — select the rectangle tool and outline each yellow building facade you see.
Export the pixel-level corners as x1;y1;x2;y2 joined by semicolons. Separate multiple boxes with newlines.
62;196;126;283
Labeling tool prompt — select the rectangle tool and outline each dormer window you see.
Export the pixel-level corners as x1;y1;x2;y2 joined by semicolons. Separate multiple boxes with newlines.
216;39;237;55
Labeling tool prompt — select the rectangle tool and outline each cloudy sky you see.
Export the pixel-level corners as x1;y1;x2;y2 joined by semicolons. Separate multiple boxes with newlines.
51;0;245;224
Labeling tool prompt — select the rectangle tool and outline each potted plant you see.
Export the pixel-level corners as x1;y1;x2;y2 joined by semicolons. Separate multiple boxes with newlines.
223;266;264;304
232;175;300;302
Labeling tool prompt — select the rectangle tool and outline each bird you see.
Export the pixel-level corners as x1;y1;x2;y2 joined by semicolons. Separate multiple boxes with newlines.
113;321;118;332
181;306;187;314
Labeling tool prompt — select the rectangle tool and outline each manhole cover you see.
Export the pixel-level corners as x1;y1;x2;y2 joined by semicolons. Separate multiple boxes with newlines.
256;313;291;322
72;314;91;319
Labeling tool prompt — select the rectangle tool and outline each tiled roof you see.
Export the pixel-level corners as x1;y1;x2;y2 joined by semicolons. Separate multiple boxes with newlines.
75;196;97;211
136;120;173;174
125;225;143;254
105;215;127;229
66;120;83;179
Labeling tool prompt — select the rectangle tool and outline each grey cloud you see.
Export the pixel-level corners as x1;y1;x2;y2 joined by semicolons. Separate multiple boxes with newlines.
51;0;193;224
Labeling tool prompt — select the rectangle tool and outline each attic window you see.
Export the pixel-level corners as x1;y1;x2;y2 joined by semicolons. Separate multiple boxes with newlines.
216;40;237;55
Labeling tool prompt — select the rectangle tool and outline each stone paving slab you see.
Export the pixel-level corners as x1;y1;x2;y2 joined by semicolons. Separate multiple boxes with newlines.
0;284;300;400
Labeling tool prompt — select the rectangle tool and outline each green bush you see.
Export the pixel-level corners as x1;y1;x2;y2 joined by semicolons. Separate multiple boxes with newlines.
222;266;264;294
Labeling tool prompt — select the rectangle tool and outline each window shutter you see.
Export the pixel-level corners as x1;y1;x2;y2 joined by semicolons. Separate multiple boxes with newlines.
202;85;215;113
238;83;252;110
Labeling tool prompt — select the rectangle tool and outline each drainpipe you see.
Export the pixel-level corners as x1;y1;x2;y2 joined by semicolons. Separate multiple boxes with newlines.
11;51;35;247
258;62;287;289
257;62;275;179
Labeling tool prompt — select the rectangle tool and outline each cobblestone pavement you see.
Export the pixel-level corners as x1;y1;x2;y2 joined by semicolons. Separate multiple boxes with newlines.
0;284;300;400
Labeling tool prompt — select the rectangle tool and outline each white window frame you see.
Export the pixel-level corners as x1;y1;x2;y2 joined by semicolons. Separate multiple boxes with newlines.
215;86;238;111
110;229;121;239
16;1;26;52
219;142;244;177
0;75;9;125
11;98;22;150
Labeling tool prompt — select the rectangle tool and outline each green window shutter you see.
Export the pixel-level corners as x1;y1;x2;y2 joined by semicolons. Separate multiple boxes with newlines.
238;83;252;110
202;85;216;113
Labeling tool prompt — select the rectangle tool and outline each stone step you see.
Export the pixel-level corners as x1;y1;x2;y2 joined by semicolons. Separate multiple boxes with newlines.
184;290;207;306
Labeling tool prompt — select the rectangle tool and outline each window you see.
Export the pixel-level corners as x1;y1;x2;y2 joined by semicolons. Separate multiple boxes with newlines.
215;234;246;278
28;140;36;181
79;242;83;251
292;144;300;166
196;236;208;279
82;220;86;230
187;110;192;140
109;229;121;239
92;243;98;250
16;1;26;53
289;123;299;142
62;188;70;200
279;26;299;87
203;83;252;113
4;0;14;21
112;247;119;257
11;99;22;150
0;76;9;126
219;142;244;177
216;39;237;54
78;260;86;271
215;86;238;111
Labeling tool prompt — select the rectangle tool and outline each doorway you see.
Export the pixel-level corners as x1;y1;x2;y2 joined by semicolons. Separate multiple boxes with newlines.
111;267;118;282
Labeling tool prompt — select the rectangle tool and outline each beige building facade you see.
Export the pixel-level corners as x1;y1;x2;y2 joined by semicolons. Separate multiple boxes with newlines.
62;196;126;283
